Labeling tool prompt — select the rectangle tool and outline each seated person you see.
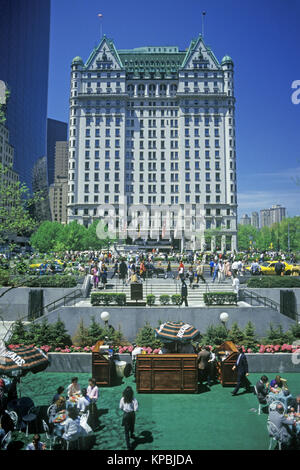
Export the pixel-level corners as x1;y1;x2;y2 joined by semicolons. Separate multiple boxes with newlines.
288;394;300;414
268;403;296;448
48;396;66;429
67;377;81;397
77;388;90;415
26;434;46;450
62;407;84;443
52;386;65;404
270;375;288;389
255;375;269;404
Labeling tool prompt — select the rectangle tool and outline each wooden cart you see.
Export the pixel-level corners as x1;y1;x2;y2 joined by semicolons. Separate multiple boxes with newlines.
92;341;114;386
136;354;198;393
215;341;238;387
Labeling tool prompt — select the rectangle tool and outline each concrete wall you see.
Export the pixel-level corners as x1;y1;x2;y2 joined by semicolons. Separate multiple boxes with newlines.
47;352;300;374
38;304;296;342
246;288;300;314
0;286;81;320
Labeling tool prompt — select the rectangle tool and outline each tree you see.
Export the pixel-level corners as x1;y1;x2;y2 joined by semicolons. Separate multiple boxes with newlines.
0;163;41;243
72;318;90;347
49;316;72;348
135;322;162;349
30;221;64;252
56;221;87;251
237;224;259;251
242;322;257;350
227;322;244;345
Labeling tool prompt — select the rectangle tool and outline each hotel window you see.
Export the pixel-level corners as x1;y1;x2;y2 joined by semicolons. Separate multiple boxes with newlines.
85;151;90;158
84;184;89;193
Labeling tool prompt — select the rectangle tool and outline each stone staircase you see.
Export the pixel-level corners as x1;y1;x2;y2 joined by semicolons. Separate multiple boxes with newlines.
83;277;235;307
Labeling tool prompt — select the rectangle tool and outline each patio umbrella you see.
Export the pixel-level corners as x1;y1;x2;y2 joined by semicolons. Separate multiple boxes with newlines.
155;321;200;343
0;342;50;378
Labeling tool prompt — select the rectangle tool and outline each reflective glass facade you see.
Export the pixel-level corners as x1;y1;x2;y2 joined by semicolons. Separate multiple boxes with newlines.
0;0;50;190
47;118;68;186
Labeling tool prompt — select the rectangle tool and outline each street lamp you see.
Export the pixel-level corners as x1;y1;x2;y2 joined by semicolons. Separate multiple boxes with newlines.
220;312;229;330
100;311;110;327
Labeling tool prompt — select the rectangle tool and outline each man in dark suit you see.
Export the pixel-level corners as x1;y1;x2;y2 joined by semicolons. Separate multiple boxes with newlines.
255;375;269;404
197;345;211;384
231;347;251;396
180;281;188;306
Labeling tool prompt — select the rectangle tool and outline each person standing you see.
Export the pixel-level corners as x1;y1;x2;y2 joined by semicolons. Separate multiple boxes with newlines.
197;345;211;384
209;259;215;277
231;348;251;396
180;280;188;306
196;262;205;284
275;260;285;276
119;386;138;450
119;259;128;285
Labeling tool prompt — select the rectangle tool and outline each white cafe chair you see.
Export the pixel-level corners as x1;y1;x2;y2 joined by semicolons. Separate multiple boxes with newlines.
1;431;12;450
5;410;19;431
267;420;282;450
269;400;286;414
254;385;262;415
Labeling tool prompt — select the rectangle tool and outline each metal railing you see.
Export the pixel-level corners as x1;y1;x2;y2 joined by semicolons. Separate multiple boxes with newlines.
240;288;280;312
30;288;83;320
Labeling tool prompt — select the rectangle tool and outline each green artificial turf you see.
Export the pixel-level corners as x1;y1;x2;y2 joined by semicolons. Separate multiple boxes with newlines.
11;371;300;450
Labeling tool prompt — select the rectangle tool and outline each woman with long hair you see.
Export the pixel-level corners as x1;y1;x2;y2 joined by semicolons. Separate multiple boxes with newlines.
119;386;138;450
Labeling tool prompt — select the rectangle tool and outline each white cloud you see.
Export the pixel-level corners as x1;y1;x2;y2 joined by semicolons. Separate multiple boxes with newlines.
237;188;300;217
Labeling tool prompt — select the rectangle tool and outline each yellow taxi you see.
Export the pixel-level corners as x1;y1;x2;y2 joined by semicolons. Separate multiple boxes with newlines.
29;259;64;269
246;261;300;275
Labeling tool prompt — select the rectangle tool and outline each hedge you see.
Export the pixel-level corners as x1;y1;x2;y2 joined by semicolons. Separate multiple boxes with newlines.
171;294;182;305
247;277;300;289
146;294;156;306
90;292;126;306
203;292;238;306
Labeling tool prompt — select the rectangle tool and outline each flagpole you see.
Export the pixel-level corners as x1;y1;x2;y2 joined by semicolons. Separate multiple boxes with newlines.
98;14;103;38
202;11;206;38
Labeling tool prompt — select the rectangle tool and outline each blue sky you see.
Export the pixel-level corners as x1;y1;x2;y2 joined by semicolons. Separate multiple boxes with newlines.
47;0;300;220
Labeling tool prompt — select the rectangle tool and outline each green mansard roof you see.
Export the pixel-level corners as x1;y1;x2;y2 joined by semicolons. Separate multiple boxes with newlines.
118;47;186;74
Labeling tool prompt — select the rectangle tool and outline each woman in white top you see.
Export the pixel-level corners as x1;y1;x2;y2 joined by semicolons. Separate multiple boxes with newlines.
119;386;138;450
67;377;81;398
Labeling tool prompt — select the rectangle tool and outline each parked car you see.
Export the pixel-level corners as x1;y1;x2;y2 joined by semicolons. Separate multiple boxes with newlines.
245;261;300;276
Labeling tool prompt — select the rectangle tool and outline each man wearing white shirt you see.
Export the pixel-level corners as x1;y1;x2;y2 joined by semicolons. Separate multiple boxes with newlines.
77;388;90;415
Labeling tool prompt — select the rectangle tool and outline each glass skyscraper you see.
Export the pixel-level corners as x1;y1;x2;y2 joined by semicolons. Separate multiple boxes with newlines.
47;118;68;186
0;0;51;190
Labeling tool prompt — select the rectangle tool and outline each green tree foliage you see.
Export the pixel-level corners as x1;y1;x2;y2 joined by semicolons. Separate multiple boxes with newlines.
227;322;244;345
200;324;228;347
135;322;162;349
237;217;300;252
8;317;72;348
30;219;117;253
0;163;40;243
30;221;64;252
72;318;90;347
242;321;258;350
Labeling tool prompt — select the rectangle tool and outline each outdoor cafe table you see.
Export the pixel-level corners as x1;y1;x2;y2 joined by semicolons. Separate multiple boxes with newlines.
53;410;67;438
267;388;293;409
66;393;82;409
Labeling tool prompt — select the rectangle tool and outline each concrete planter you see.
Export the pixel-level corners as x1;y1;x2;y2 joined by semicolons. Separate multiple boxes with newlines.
47;352;300;374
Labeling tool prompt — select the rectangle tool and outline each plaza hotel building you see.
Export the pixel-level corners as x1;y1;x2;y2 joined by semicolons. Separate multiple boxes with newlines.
67;34;238;251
